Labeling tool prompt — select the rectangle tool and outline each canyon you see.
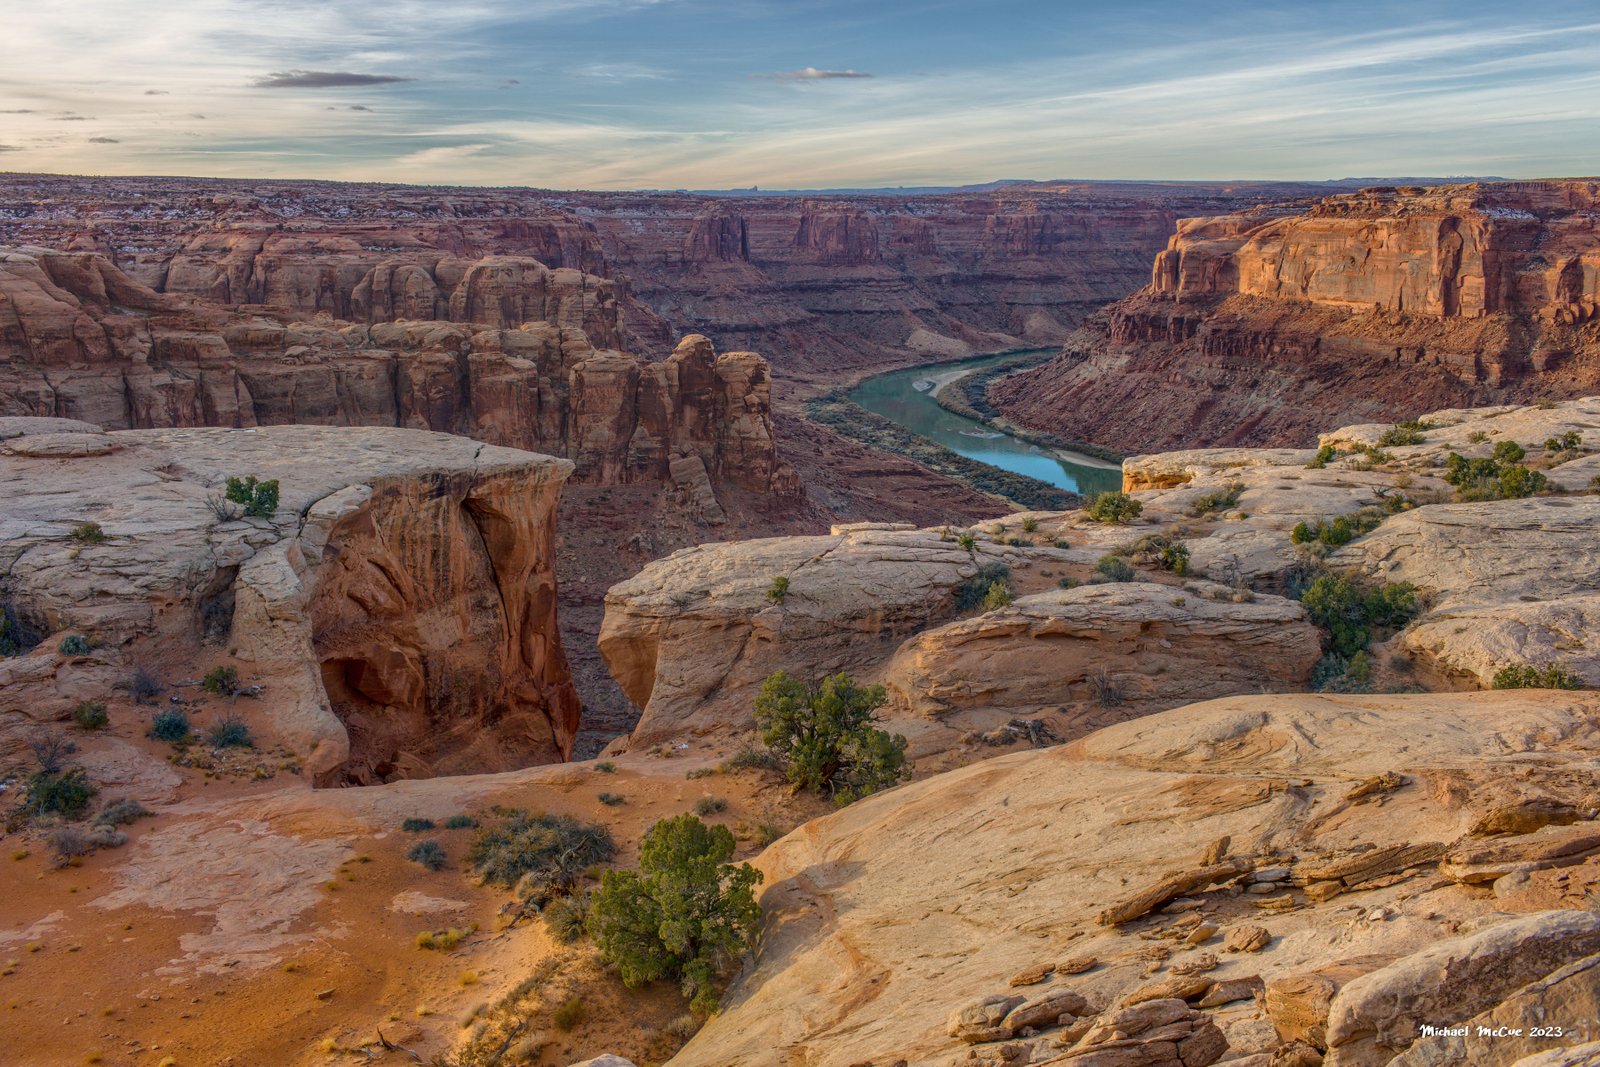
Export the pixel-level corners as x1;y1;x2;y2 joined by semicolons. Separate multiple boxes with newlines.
993;180;1600;451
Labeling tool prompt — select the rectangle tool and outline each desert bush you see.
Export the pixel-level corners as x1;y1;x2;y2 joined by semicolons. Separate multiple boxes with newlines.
408;840;448;871
58;634;90;656
766;576;790;604
1376;420;1434;447
1185;481;1244;517
415;926;471;951
27;767;96;819
753;821;784;847
94;798;150;827
719;744;783;774
1087;490;1142;525
1021;517;1039;533
27;728;74;774
1094;554;1135;583
207;713;253;748
444;814;477;830
594;760;616;773
73;700;108;731
201;665;239;695
1058;576;1081;589
684;767;715;780
542;892;591;944
1492;440;1527;464
147;709;191;744
1307;444;1339;469
588;814;763;1015
598;792;625;806
401;817;436;832
957;532;977;552
70;522;107;544
224;475;280;518
48;826;94;868
1298;576;1419;658
1492;661;1586;690
1545;431;1583;452
954;562;1011;612
552;996;585;1032
753;671;908;804
1088;667;1124;708
467;811;615;905
1444;451;1549;501
980;581;1013;612
128;667;162;705
692;796;727;817
1128;533;1190;575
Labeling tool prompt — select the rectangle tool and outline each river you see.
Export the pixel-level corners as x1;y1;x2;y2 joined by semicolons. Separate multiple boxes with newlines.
848;351;1124;498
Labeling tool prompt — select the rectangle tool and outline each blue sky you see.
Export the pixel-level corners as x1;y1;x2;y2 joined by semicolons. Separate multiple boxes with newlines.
2;0;1598;188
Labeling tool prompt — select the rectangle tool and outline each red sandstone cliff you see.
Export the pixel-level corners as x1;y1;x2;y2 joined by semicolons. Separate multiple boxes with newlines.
994;180;1600;450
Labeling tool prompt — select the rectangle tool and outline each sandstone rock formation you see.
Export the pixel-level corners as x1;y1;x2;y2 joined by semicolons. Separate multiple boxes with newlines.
995;181;1600;451
0;418;578;781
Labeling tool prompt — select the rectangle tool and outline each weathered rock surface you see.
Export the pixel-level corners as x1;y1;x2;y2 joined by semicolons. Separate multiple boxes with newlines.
883;582;1320;723
663;690;1600;1067
996;181;1600;452
0;422;578;780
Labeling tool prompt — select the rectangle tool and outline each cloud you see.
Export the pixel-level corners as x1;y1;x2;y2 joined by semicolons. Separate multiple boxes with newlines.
349;104;373;111
252;69;412;89
55;115;90;121
88;136;120;143
0;144;19;152
393;142;495;168
143;89;168;95
0;109;35;114
769;67;873;81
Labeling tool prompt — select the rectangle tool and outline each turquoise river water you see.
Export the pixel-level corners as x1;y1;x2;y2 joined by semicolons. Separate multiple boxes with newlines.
847;351;1124;498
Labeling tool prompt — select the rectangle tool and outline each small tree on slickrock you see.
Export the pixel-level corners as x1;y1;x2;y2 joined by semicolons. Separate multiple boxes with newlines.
588;814;762;1015
753;671;908;805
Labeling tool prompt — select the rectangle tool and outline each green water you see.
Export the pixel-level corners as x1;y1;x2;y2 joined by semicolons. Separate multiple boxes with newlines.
848;351;1124;499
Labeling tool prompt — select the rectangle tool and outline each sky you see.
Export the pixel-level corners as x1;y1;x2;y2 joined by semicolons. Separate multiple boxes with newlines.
1;0;1598;189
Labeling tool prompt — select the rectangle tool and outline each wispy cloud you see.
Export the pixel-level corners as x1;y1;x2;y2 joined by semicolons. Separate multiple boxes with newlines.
252;70;412;89
768;67;873;81
88;136;120;143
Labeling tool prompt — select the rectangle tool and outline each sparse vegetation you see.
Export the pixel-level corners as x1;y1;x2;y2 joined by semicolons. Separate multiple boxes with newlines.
1467;430;1490;444
201;664;239;695
542;892;591;944
415;926;472;951
128;667;162;705
1376;420;1435;447
407;840;448;871
1127;533;1189;575
594;760;616;773
1545;431;1583;453
692;796;727;817
1492;440;1527;464
598;792;625;806
766;575;790;604
1185;481;1244;517
1307;444;1339;469
147;708;191;744
1444;451;1549;501
467;811;615;905
1094;554;1135;583
444;814;477;830
684;767;715;780
753;671;908;804
588;814;763;1015
954;562;1011;612
1298;575;1419;658
400;817;436;832
1290;507;1388;548
224;475;281;518
1088;667;1124;708
957;532;977;552
1087;490;1142;525
58;634;90;657
980;580;1013;612
1492;661;1586;690
94;798;150;827
207;712;253;749
1021;516;1039;533
72;701;108;731
27;767;96;820
69;522;107;544
719;743;783;774
552;995;585;1032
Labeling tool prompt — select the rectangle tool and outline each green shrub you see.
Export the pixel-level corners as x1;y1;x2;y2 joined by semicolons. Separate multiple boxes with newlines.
1545;431;1583;452
1185;482;1244;517
1310;653;1350;691
201;665;239;695
594;760;616;773
1467;430;1490;444
444;814;477;830
1492;662;1585;690
552;996;585;1032
1498;466;1549;499
401;817;436;832
26;768;96;819
980;580;1013;612
1157;541;1190;575
467;811;615;904
1347;650;1372;684
1094;554;1135;583
718;744;783;774
753;671;908;805
147;709;191;744
543;892;591;944
692;796;727;817
588;814;763;1015
207;713;253;748
1087;491;1142;525
1021;517;1039;533
1377;421;1434;447
957;532;977;552
73;701;108;731
224;475;281;518
1057;576;1080;589
1298;576;1418;658
1492;440;1527;464
766;576;790;604
58;634;90;656
70;522;107;544
1307;444;1339;469
408;839;448;871
1444;451;1549;501
954;563;1011;612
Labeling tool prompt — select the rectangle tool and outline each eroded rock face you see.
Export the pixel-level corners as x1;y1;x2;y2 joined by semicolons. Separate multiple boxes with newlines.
0;249;797;501
883;582;1320;725
0;421;578;781
995;181;1600;452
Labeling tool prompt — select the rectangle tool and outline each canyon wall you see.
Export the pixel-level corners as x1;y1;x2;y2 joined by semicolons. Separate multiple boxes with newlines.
0;419;579;782
994;180;1600;450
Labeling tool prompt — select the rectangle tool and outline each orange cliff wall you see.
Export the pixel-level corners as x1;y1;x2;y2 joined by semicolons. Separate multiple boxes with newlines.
994;180;1600;452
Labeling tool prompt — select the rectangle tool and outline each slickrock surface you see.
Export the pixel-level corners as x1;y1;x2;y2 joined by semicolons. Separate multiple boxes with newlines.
666;690;1600;1067
0;419;577;780
996;181;1600;451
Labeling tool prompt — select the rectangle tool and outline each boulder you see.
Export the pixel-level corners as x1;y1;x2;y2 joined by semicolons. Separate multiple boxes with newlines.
949;993;1028;1043
1048;998;1228;1065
